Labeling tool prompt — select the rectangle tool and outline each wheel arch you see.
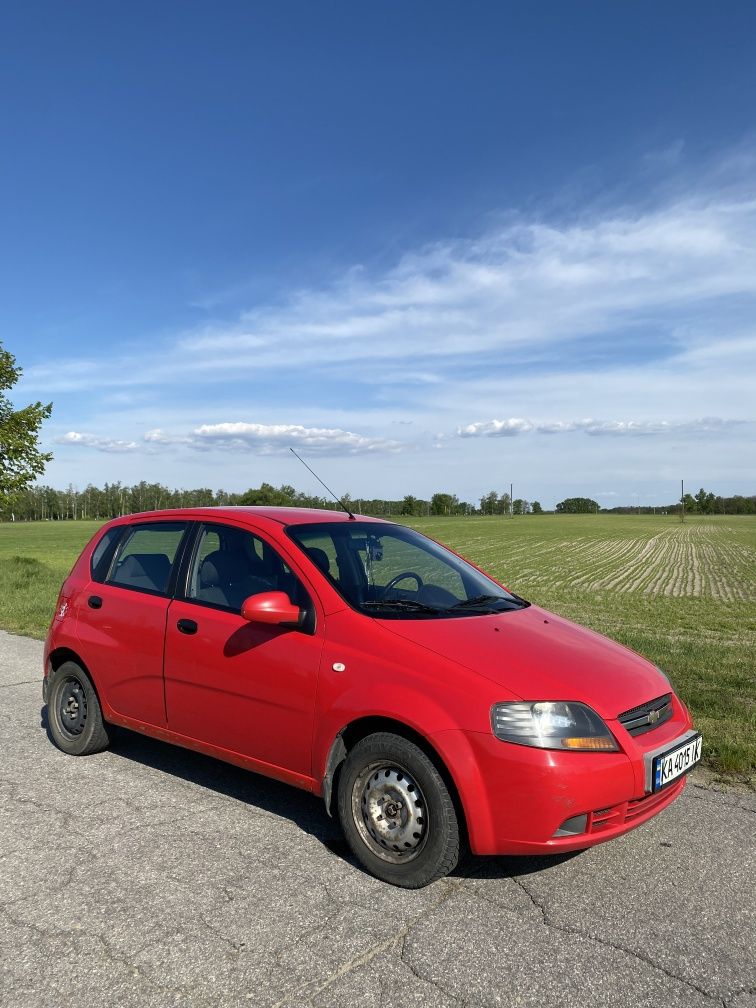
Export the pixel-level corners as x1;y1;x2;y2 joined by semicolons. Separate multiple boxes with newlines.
46;648;103;703
322;715;469;847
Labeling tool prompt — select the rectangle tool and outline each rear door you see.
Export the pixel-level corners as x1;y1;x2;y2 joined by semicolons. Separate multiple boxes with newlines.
75;520;189;726
163;521;324;780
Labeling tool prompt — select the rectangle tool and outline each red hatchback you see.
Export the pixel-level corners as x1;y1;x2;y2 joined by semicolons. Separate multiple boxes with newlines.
44;507;701;888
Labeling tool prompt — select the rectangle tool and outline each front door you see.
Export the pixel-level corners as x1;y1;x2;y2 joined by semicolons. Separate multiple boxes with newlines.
163;521;324;781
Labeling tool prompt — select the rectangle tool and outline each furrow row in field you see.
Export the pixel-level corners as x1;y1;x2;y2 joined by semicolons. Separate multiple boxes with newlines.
587;527;755;599
411;517;756;603
695;543;733;601
566;537;645;589
587;530;672;593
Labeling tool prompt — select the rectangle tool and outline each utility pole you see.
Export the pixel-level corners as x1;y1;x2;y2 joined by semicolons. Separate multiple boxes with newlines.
510;482;513;518
680;479;685;524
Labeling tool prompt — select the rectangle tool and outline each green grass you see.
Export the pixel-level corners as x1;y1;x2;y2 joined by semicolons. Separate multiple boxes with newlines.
0;521;102;639
1;514;754;778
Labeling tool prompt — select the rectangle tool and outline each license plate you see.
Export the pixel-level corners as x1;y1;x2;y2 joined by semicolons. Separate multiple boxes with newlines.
653;734;702;791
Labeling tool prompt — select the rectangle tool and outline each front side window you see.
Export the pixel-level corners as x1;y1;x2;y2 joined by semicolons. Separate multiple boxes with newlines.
185;523;308;613
287;522;528;619
107;522;187;595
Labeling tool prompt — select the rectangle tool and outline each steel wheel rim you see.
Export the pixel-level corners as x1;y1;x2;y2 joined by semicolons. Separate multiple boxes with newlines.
351;761;429;864
56;676;88;738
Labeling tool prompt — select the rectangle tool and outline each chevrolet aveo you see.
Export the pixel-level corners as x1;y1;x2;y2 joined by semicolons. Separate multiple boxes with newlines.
44;507;702;888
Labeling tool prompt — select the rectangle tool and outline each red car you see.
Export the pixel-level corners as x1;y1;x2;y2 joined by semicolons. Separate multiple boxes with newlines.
44;507;701;888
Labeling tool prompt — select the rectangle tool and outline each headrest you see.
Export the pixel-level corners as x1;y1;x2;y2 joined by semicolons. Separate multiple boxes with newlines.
199;550;251;587
118;553;171;591
305;547;330;574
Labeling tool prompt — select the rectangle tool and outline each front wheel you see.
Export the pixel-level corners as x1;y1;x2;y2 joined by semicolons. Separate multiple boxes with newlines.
46;661;112;756
337;732;460;888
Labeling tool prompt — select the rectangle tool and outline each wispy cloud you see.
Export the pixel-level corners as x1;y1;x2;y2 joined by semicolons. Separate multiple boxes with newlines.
458;417;746;438
55;431;140;453
21;189;756;397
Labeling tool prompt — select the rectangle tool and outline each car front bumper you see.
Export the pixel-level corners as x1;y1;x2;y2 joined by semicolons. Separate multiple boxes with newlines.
432;715;696;856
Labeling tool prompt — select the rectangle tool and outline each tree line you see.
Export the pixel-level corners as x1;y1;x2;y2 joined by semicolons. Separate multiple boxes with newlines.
3;482;549;521
602;488;756;516
5;480;753;522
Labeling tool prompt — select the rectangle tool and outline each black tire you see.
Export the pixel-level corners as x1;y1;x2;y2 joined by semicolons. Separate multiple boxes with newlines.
46;661;111;756
337;732;460;888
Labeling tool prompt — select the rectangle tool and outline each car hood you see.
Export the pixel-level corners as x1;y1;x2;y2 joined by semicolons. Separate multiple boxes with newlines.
380;604;667;720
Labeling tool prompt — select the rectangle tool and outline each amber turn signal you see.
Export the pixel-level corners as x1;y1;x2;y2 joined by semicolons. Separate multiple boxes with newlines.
561;736;617;750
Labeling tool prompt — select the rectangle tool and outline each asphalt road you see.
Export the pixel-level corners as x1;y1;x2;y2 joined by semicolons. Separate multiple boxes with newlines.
2;628;754;1008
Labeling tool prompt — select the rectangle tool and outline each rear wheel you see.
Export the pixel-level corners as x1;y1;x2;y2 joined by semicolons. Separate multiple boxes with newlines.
337;732;460;888
47;661;111;756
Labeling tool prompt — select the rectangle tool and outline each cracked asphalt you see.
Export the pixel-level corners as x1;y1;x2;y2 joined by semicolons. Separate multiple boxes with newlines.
2;629;754;1008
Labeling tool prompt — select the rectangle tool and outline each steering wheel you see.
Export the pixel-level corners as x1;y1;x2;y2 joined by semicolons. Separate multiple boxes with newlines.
379;571;424;597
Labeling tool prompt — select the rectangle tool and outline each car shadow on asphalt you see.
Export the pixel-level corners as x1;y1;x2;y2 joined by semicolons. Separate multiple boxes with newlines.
41;708;581;884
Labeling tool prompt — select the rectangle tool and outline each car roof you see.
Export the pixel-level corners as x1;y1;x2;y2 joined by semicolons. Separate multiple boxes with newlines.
116;506;390;527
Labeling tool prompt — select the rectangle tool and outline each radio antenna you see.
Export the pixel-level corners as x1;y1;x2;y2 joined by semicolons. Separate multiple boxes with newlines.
289;448;356;520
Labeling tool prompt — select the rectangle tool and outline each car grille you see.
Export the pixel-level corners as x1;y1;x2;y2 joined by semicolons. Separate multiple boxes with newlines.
618;693;673;736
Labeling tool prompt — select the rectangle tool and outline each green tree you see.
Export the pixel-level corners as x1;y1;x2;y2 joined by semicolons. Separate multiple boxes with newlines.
694;488;709;514
0;344;52;508
555;497;599;514
401;494;419;515
430;492;458;515
479;490;497;515
238;482;293;507
531;500;543;514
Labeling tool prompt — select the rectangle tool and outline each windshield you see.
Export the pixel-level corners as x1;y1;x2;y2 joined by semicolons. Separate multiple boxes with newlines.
287;521;528;618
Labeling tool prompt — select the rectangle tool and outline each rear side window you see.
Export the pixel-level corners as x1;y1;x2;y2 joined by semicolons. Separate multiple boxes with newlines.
107;522;187;595
90;527;124;583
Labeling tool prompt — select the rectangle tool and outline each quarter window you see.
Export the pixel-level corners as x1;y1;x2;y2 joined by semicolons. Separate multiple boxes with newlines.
90;526;123;583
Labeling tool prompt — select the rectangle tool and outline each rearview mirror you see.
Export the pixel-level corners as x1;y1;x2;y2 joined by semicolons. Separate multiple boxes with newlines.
241;591;302;627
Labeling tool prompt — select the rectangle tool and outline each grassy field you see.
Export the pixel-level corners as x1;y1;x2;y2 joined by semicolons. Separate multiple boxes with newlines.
0;514;754;778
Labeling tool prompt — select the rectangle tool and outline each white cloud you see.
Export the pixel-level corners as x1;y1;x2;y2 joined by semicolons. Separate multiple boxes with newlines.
457;416;746;438
189;422;401;455
142;428;193;445
61;422;402;457
55;431;139;453
459;418;534;437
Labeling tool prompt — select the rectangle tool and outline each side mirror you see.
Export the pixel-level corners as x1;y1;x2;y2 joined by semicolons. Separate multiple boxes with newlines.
241;591;302;627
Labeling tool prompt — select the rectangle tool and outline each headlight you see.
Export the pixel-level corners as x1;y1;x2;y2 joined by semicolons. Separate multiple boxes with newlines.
491;701;618;751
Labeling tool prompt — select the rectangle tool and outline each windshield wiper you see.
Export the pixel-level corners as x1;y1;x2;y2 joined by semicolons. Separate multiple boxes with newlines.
362;599;440;614
446;594;515;611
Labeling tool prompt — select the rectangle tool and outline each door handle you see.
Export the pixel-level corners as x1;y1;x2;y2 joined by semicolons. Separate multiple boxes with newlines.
177;618;198;635
88;595;103;609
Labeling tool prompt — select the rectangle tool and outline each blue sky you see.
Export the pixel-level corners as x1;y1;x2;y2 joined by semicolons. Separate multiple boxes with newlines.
3;1;756;506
